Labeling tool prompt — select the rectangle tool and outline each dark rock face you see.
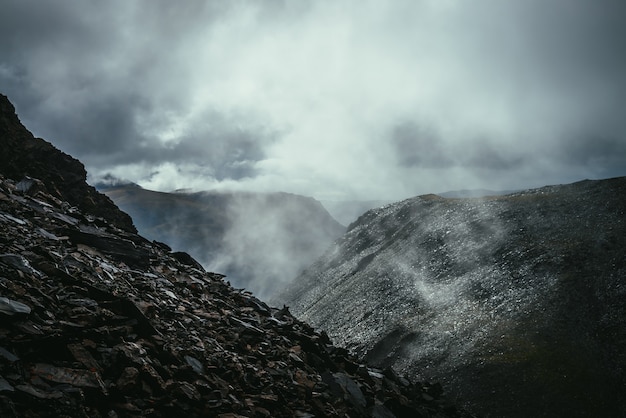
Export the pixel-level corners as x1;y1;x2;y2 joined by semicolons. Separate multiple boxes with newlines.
0;94;473;416
276;178;626;417
0;94;136;233
0;173;474;418
101;184;345;299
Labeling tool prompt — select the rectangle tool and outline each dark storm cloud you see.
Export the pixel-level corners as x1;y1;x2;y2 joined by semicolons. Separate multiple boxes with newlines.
0;0;277;188
42;94;149;156
130;119;274;181
558;134;626;178
391;122;526;171
1;0;625;197
380;0;626;191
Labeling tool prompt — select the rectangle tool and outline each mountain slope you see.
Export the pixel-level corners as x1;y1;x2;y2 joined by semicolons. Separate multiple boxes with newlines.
101;184;345;299
0;94;474;416
0;174;474;418
276;178;626;417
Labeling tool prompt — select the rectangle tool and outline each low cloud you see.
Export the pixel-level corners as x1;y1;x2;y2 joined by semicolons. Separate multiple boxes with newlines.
1;0;625;201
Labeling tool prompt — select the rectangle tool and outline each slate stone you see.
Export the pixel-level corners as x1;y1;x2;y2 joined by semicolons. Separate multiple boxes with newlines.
0;296;31;317
0;376;14;392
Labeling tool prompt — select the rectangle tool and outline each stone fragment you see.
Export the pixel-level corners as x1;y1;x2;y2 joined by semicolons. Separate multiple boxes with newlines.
370;404;397;418
36;227;59;240
0;376;14;392
15;177;45;195
0;212;26;225
184;355;204;375
15;384;63;399
116;367;140;392
322;371;367;410
140;363;166;393
168;380;201;402
0;395;17;418
50;211;79;225
30;363;106;391
67;343;102;372
0;348;18;363
229;317;264;335
60;228;150;269
0;253;41;277
0;297;31;317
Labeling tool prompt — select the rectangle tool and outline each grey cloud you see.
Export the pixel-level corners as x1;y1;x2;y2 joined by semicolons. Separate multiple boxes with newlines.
558;134;626;175
1;0;625;199
43;94;150;156
391;122;525;171
94;114;276;182
463;139;527;171
0;0;278;185
391;122;452;168
149;121;275;181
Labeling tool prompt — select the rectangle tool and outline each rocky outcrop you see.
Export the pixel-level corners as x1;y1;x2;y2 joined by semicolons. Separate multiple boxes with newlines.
0;94;135;233
276;178;626;417
0;94;473;416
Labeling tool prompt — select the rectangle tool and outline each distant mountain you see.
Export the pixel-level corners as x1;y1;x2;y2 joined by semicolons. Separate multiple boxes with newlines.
321;191;515;228
436;188;518;198
276;178;626;417
101;184;345;300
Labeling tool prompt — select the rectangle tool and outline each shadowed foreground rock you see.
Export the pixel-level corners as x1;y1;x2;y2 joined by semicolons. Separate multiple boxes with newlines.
0;94;474;417
0;94;135;233
0;176;476;417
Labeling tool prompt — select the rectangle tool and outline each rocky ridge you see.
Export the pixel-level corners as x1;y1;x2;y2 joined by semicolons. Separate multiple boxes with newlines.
276;178;626;417
0;94;473;417
0;94;135;233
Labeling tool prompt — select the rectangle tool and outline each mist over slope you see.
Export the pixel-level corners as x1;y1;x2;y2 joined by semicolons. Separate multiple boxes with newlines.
276;178;626;417
101;184;345;300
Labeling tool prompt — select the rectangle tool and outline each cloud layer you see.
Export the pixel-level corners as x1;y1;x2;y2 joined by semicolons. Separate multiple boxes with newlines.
2;0;625;200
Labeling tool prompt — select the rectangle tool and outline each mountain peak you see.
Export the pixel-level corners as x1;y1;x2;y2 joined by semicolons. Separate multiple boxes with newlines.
0;94;136;233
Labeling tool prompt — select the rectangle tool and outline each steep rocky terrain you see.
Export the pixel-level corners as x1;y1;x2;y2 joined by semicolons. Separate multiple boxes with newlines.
0;94;474;417
0;95;135;233
277;179;626;417
100;184;345;299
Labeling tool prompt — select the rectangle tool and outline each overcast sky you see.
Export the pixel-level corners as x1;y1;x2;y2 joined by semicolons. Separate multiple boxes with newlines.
1;0;625;201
